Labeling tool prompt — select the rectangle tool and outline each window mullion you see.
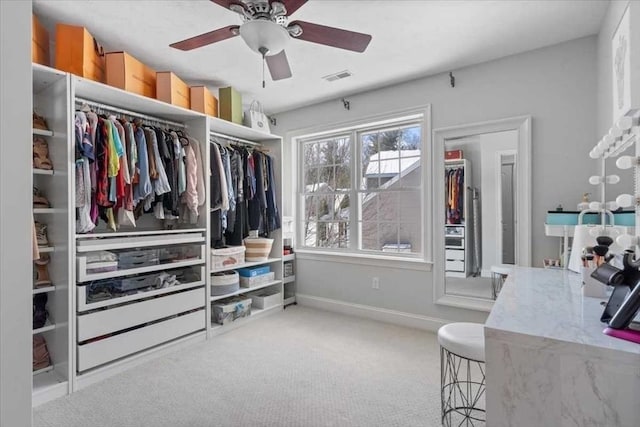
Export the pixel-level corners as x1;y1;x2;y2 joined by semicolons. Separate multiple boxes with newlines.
350;129;359;251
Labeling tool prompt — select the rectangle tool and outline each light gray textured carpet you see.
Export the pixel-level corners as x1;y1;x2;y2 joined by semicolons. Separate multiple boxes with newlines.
34;306;443;427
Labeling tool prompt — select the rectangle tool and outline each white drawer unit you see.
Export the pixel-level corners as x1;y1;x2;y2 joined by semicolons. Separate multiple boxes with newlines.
446;260;465;272
77;288;205;342
445;249;465;260
77;310;204;372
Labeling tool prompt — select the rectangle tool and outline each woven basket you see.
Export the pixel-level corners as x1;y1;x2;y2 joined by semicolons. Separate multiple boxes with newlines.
243;237;274;262
211;271;239;296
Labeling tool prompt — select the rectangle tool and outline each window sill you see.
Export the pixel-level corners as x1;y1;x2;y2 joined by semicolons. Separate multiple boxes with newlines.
294;250;433;272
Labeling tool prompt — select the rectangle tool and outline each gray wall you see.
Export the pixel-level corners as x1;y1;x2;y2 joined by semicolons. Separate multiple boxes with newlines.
274;36;598;323
1;1;34;426
598;1;635;196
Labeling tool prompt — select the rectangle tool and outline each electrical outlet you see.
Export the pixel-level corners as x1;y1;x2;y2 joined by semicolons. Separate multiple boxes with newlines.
372;277;380;290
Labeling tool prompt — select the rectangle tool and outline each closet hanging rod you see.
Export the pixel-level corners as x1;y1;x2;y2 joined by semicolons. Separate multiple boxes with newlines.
209;131;260;147
75;97;186;129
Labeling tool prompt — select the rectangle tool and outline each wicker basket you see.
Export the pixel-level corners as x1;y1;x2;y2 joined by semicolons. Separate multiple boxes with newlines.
243;237;274;262
211;271;239;296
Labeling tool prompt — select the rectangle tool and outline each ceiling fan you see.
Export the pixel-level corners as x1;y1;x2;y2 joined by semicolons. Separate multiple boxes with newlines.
169;0;372;83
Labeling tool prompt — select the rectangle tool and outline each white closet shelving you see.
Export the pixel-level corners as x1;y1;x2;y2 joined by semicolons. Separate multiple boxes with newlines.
70;74;210;387
207;122;284;336
445;159;472;278
283;253;296;307
32;64;72;407
30;62;284;405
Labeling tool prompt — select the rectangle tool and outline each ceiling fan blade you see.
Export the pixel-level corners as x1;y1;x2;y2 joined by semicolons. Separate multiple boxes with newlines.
276;0;308;16
266;50;292;80
170;25;239;51
290;20;372;53
210;0;245;10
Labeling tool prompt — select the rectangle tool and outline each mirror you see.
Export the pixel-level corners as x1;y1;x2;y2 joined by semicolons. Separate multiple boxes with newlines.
433;116;531;311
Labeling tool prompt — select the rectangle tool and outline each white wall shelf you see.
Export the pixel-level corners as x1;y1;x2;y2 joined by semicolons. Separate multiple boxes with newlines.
33;285;55;295
212;258;282;274
32;319;55;335
75;228;207;240
32;365;54;376
210;280;282;302
33;169;54;176
33;208;65;214
33;128;54;137
38;246;55;253
283;275;295;284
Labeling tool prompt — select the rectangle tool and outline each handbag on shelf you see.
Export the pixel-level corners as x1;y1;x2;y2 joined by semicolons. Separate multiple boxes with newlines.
243;100;271;134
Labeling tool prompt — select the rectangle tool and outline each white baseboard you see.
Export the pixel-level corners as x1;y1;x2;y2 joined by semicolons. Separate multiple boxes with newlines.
296;294;448;332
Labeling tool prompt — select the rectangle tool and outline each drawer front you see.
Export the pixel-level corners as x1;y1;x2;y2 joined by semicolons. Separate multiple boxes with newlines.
446;260;465;272
77;310;204;372
77;288;205;341
445;249;465;261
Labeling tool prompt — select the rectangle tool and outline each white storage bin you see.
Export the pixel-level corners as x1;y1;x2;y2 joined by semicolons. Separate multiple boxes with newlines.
249;289;282;309
211;246;245;270
239;272;275;288
211;271;240;296
212;298;252;325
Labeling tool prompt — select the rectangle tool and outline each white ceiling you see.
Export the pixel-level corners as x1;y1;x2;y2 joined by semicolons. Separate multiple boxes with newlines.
33;0;609;114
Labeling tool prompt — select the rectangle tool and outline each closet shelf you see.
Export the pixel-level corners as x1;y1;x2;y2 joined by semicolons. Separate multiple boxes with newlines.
33;319;55;335
33;285;55;295
33;169;54;176
77;277;206;312
212;258;282;274
33;208;65;214
210;280;282;302
75;227;207;240
284;296;296;306
77;257;205;283
32;365;54;376
283;275;295;284
33;128;54;137
76;232;205;252
38;246;55;253
210;304;282;332
282;254;295;262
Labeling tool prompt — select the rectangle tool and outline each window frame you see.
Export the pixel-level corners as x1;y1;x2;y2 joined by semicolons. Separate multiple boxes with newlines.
294;105;432;264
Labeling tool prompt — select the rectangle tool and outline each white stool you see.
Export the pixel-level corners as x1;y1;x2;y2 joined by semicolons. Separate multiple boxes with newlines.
438;323;486;426
490;264;512;299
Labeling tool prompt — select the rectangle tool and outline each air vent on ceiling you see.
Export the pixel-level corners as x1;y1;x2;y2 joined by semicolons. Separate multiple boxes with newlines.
322;70;352;82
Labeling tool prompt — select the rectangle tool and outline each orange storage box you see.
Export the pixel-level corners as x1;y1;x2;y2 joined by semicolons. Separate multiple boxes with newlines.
156;72;190;109
55;23;105;82
190;86;218;117
105;51;156;98
32;15;50;66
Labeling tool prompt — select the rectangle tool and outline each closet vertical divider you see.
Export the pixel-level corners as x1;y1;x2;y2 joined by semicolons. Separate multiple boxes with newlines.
32;64;73;406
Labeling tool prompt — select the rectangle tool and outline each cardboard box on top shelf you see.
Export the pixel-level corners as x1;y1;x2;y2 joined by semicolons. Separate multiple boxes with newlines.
55;23;105;82
156;72;190;109
105;51;156;98
219;86;242;124
32;14;50;66
190;86;218;117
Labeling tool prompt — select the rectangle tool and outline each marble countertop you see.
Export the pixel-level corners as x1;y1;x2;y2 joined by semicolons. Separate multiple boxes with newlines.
485;267;640;358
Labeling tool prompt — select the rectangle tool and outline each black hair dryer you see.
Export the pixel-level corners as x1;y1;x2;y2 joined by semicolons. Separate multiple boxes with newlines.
592;251;640;329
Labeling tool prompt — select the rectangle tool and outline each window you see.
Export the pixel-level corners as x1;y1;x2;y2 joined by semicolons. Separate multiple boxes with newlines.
298;110;427;259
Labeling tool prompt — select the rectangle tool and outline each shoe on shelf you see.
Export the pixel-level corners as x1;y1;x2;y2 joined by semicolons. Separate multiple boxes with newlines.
35;222;49;247
33;187;50;209
34;254;52;288
33;335;51;371
33;112;49;131
33;137;53;170
33;293;48;329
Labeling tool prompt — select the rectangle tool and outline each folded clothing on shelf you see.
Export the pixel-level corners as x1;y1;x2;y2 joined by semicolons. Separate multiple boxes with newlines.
84;270;183;303
85;250;118;274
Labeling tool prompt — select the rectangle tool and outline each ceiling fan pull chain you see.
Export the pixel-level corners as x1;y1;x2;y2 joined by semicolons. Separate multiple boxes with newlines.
262;54;266;88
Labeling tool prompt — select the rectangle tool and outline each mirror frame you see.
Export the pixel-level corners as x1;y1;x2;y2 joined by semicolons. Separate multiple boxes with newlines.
433;116;532;311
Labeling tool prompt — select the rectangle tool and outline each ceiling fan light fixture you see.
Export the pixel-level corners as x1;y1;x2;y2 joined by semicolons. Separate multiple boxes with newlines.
239;20;289;56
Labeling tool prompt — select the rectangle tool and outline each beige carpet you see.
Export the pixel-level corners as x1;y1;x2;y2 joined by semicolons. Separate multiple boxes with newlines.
34;306;443;427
